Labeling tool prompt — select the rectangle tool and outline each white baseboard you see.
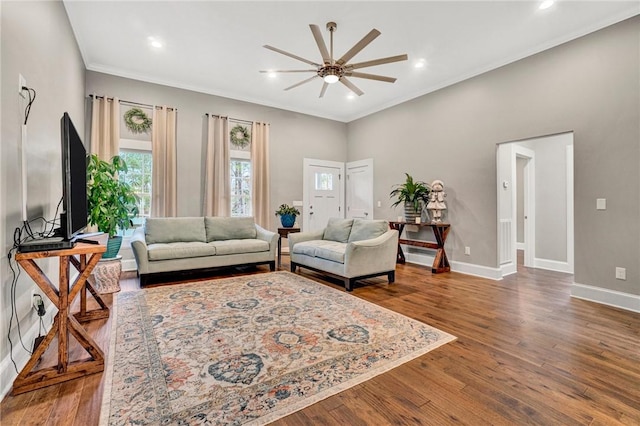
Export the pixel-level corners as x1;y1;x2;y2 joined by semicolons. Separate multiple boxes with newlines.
571;282;640;313
404;251;502;281
0;307;56;400
534;257;573;274
122;259;137;272
500;262;517;277
516;243;525;250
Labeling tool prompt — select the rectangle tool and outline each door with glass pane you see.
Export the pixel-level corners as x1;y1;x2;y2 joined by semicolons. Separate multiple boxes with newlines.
303;159;344;232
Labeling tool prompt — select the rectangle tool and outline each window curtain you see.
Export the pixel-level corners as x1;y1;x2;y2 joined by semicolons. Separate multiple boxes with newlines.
203;115;230;216
251;121;270;229
151;106;178;217
90;95;119;160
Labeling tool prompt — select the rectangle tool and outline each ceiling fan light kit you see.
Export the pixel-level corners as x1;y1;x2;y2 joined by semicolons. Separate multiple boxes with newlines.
262;21;408;98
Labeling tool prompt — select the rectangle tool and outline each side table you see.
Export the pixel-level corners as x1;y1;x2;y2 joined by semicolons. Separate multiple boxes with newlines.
277;227;300;269
91;255;122;293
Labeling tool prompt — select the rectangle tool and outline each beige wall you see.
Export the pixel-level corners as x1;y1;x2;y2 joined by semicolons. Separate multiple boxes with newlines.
347;16;639;295
1;0;86;394
85;72;348;232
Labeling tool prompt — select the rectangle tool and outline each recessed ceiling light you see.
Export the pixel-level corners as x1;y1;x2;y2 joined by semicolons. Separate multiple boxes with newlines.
267;71;277;79
147;36;163;49
539;0;554;10
346;93;356;100
414;59;427;69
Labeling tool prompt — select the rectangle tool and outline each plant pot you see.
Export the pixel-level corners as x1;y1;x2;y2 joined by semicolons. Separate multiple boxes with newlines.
104;236;123;259
404;201;424;223
280;214;296;228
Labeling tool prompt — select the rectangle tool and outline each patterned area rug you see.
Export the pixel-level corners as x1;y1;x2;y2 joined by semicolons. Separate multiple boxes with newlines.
100;271;455;425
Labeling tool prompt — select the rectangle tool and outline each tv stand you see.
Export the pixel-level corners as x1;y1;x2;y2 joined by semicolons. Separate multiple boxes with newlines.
12;242;108;395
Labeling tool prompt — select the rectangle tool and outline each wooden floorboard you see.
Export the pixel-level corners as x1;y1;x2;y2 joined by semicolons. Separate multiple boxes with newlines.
1;256;639;425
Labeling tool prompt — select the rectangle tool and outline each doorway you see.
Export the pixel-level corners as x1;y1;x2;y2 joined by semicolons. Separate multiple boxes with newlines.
497;132;574;277
302;159;344;232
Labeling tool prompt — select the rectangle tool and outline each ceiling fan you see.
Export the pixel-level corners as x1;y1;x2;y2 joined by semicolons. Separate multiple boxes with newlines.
261;22;408;98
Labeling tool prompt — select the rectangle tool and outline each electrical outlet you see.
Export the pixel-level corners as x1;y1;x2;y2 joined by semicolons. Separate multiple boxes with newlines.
615;267;626;280
32;294;41;310
464;246;471;255
19;74;27;98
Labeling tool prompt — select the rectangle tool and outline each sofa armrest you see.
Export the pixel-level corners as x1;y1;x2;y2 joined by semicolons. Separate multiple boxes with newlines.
288;229;325;252
130;227;150;274
256;225;278;257
344;229;399;277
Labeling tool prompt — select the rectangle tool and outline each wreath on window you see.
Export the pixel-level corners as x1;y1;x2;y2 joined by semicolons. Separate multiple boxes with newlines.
123;107;152;134
230;125;251;148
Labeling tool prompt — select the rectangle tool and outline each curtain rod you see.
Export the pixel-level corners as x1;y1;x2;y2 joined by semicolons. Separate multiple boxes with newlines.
88;94;176;111
205;113;253;126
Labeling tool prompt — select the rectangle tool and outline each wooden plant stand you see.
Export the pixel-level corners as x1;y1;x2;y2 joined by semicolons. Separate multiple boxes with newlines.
389;221;451;273
12;243;108;395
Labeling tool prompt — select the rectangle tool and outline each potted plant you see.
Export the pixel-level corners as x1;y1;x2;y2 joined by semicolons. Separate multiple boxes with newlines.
389;173;431;222
275;204;300;228
87;154;139;258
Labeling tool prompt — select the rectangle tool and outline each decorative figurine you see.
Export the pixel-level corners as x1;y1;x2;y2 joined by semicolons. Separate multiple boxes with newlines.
427;180;447;223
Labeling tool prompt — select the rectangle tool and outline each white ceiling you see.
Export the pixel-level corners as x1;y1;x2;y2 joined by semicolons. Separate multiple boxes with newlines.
64;1;639;123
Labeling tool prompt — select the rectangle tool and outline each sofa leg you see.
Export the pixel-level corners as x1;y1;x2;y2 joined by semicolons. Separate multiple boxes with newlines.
269;261;276;272
290;262;297;273
345;278;354;292
388;271;395;283
140;274;148;286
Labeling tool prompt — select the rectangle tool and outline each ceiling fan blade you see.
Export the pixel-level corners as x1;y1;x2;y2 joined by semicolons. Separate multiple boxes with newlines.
319;82;329;98
264;45;320;67
336;29;381;66
310;25;331;64
346;71;397;83
260;70;317;73
340;77;364;96
348;54;408;70
284;75;319;91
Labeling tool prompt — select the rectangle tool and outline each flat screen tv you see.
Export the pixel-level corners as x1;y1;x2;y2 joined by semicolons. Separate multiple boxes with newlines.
60;112;88;240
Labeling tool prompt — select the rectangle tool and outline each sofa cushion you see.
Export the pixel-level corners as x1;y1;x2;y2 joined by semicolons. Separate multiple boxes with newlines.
211;239;269;255
322;218;354;243
147;242;216;261
348;219;389;243
292;240;346;264
205;217;257;242
145;217;206;244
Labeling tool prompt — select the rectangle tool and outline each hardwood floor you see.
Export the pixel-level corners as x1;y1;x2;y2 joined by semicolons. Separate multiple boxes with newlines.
2;259;639;425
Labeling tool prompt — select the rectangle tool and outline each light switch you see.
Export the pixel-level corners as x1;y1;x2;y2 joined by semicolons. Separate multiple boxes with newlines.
596;198;606;210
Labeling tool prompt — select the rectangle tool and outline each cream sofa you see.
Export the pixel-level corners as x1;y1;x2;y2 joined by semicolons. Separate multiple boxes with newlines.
131;216;277;285
288;218;399;291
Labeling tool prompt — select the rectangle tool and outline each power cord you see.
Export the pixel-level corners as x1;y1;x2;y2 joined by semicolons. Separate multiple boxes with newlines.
21;86;37;125
6;248;32;374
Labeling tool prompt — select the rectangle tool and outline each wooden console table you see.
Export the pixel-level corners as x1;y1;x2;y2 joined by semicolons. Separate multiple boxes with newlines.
389;221;451;273
12;243;109;395
277;227;300;268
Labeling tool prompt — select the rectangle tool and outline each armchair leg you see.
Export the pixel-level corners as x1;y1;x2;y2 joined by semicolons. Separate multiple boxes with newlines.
388;271;395;283
269;261;276;271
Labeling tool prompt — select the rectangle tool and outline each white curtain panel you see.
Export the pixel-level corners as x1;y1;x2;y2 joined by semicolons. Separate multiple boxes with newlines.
90;95;120;160
151;106;178;217
251;121;270;229
203;115;230;216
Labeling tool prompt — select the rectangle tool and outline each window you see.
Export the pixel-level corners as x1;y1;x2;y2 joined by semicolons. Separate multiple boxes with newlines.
315;172;334;190
119;138;152;235
229;122;252;217
230;159;251;216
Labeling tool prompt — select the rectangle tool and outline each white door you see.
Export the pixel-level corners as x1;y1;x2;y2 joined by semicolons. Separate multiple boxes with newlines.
346;159;373;220
303;159;344;232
